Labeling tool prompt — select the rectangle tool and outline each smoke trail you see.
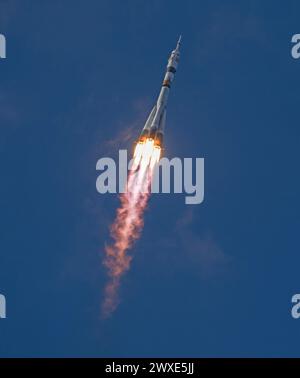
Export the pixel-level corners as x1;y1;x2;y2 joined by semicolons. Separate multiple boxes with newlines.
102;139;160;318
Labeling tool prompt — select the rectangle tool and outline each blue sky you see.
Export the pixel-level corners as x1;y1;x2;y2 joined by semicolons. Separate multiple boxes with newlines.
0;0;300;357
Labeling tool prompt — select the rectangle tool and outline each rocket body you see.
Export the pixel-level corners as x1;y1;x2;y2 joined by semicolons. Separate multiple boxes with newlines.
138;37;181;148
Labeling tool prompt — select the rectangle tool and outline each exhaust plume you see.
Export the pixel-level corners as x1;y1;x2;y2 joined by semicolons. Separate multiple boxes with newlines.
102;139;160;318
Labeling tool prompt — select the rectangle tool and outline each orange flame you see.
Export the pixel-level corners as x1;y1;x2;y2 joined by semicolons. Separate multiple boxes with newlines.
102;138;161;318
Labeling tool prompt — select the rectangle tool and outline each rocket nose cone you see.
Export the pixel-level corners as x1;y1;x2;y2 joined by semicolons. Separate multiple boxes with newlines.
176;35;182;49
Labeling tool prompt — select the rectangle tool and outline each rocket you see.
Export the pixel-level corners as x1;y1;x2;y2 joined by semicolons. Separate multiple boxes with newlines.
137;36;181;149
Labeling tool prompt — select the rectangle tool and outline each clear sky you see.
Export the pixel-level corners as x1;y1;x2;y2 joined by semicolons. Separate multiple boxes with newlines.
0;0;300;357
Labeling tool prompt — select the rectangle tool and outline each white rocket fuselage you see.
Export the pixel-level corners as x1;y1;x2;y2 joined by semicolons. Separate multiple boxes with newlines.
138;37;181;148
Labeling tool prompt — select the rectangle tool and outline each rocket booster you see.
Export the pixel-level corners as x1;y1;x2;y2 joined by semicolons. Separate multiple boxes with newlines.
138;36;181;148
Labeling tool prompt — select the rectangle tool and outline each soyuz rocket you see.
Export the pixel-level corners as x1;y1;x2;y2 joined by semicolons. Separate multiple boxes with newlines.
137;36;181;149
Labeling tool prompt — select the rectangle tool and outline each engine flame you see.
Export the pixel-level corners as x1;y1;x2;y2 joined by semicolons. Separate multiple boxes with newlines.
102;138;161;317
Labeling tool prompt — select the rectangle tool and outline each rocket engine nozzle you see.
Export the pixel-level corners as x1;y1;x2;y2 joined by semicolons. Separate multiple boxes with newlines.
137;128;164;149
